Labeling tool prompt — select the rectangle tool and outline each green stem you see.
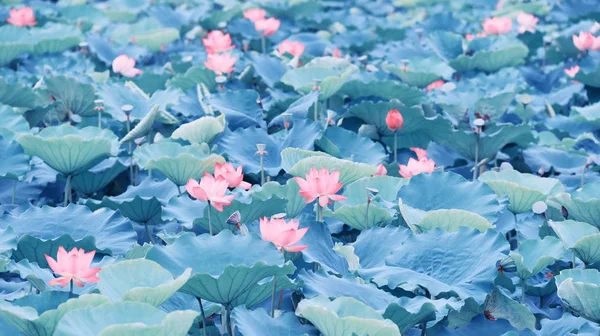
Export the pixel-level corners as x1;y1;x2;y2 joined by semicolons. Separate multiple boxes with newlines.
197;297;207;336
420;322;426;336
208;202;213;236
316;204;323;222
581;164;586;189
126;116;134;186
98;109;102;129
393;131;397;163
365;201;370;230
313;101;318;122
69;279;73;298
63;175;72;206
11;180;16;205
473;132;480;181
261;36;266;53
177;185;182;195
144;222;155;244
521;278;526;303
513;212;519;247
573;253;576;269
225;304;233;336
270;276;277;318
260;155;265;185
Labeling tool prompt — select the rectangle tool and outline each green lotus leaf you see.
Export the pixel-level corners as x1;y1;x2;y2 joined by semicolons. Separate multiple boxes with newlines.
288;155;377;185
0;105;29;141
0;78;37;109
0;25;33;67
31;23;82;55
556;269;600;323
296;296;401;336
133;142;225;187
384;57;454;88
417;209;494;233
573;64;600;88
437;90;516;126
398;200;427;233
230;275;295;309
171;115;225;145
0;137;30;180
479;170;564;214
450;39;529;73
341;175;407;205
119;104;159;145
548;182;600;228
346;100;452;150
16;124;119;176
145;231;296;307
484;287;535;330
383;296;464;334
131;28;179;52
338;80;425;106
330;204;394;230
168;67;217;92
54;301;198;336
509;237;564;280
549;220;600;266
103;0;149;21
45;76;96;117
69;158;127;195
280;147;332;173
0;294;110;336
255;179;308;218
281;57;359;100
97;259;191;307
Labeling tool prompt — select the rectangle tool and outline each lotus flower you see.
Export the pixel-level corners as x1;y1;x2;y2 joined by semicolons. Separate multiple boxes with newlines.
204;53;237;75
260;216;308;252
385;109;404;131
333;48;342;58
517;12;538;34
426;80;444;91
6;7;36;27
564;65;580;77
399;148;436;179
244;8;266;22
294;168;347;207
255;18;280;36
466;32;487;41
203;30;235;54
112;54;143;78
214;162;252;190
573;31;596;51
45;247;100;288
186;173;236;211
278;40;305;57
482;17;512;35
373;164;387;176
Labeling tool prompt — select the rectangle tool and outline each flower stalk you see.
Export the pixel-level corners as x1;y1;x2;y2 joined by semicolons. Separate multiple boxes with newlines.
256;144;267;185
63;175;72;206
197;297;207;336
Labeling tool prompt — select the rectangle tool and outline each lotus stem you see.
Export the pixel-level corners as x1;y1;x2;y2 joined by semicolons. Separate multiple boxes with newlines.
197;297;207;336
270;276;277;318
69;279;73;298
513;212;518;247
277;289;284;310
63;175;72;206
572;254;576;269
207;202;214;236
315;204;323;222
473;132;480;181
313;101;318;122
365;200;370;230
225;304;233;336
126;116;135;186
11;180;16;204
261;36;266;53
98;109;102;128
393;131;398;163
581;164;586;189
521;278;526;303
177;185;182;195
144;222;155;244
260;155;265;185
420;322;426;336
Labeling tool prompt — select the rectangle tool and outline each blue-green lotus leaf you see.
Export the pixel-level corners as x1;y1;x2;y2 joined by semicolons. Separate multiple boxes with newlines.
338;80;425;106
548;182;600;228
549;220;600;266
108;18;179;51
16;124;119;176
0;205;136;268
351;226;410;269
44;76;96;118
484;287;535;331
145;231;295;306
383;296;464;334
479;170;564;214
384;57;454;88
295;296;401;336
0;79;37;110
509;237;564;280
208;90;265;130
85;178;178;225
0;138;30;181
168;66;217;92
171;115;225;145
161;195;207;230
281;57;359;100
296;217;349;275
54;301;198;336
429;31;463;61
346;100;452;150
0;25;33;67
0;294;110;336
556;269;600;323
450;38;529;73
280;147;332;173
329;203;394;230
134;142;225;187
31;23;82;55
269;91;320;128
230;275;295;309
341;175;407;206
523;145;588;175
288;156;377;185
399;171;505;223
69;158;127;195
97;259;191;307
359;228;509;303
316;127;387;165
233;307;318;336
417;209;494;233
573;64;600;88
256;179;308;218
0;105;29;141
246;53;287;89
119;104;160;145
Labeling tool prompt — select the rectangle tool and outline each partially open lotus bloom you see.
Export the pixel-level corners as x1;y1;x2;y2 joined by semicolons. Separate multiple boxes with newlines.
214;162;252;190
202;31;235;54
399;148;436;179
573;31;596;51
204;53;237;75
112;54;143;78
260;217;308;252
294;167;347;207
517;12;538;34
7;7;36;27
278;40;305;57
426;80;445;91
45;247;100;288
564;65;580;77
374;164;387;176
482;17;512;35
186;173;236;211
255;18;280;36
385;109;404;131
243;8;266;22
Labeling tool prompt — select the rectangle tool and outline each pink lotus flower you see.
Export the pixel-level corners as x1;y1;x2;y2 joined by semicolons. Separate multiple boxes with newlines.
373;164;387;176
399;148;436;179
186;173;236;211
244;8;266;23
255;18;280;37
466;32;488;41
204;53;237;75
564;65;580;77
7;7;36;27
112;54;143;78
333;48;342;58
482;17;512;35
203;31;235;54
517;12;538;34
426;80;445;91
278;40;305;57
294;168;347;207
260;216;308;252
45;247;100;288
386;109;404;131
573;31;596;51
214;162;252;190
